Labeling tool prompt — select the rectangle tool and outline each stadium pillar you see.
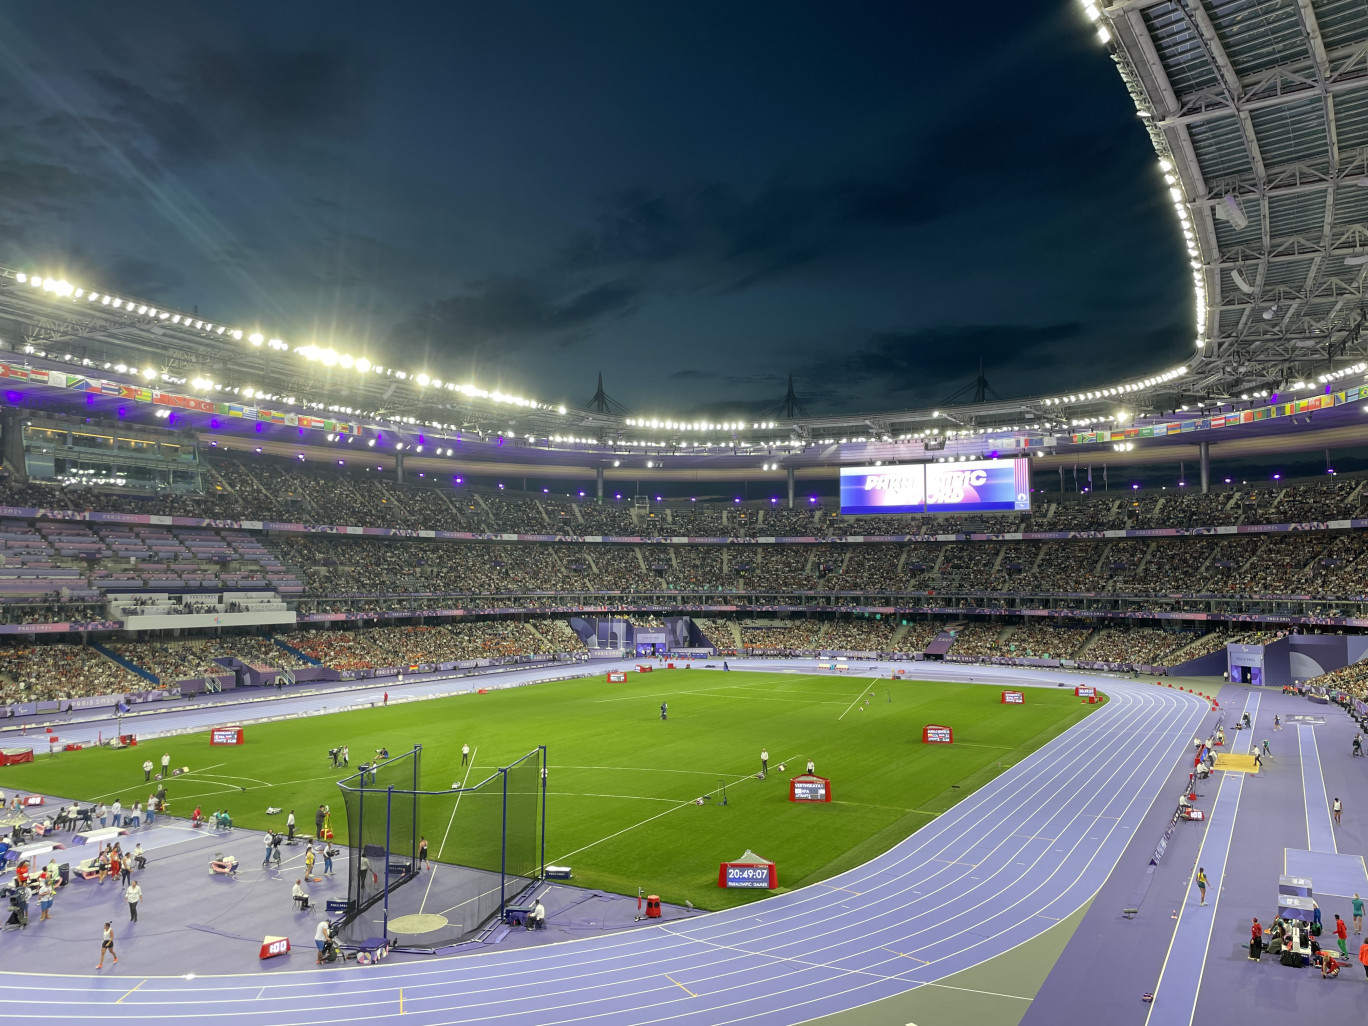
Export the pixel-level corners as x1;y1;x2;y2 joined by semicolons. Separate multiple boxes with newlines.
786;466;795;508
0;410;23;475
596;465;604;502
1199;441;1210;494
395;453;405;484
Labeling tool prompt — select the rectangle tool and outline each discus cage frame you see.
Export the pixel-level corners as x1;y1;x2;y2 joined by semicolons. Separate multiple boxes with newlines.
332;743;547;949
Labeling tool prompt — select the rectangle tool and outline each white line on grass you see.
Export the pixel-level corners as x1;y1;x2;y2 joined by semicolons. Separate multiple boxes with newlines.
837;678;879;721
552;766;743;777
545;792;679;803
550;772;754;864
419;745;477;914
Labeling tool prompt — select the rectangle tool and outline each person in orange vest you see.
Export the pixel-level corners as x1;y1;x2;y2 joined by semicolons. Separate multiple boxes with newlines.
1358;938;1368;979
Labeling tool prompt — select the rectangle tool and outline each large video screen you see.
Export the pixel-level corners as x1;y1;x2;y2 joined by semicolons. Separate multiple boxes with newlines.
839;459;1031;515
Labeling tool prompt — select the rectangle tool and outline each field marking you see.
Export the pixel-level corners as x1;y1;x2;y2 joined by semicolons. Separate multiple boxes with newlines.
420;746;477;914
821;884;864;896
89;762;229;803
831;800;923;814
551;773;751;863
665;974;696;997
552;765;741;777
547;792;679;803
837;678;879;721
881;946;929;964
193;773;272;786
922;980;1033;1001
115;979;146;1003
1144;691;1256;1026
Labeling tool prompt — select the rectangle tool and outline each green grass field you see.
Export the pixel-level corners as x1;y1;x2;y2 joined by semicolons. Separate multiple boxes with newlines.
2;670;1099;910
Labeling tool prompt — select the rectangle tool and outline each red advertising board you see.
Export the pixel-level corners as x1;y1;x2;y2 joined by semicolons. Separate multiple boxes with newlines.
922;724;954;744
1001;690;1025;704
259;936;290;959
606;671;627;683
789;774;832;803
717;850;777;889
636;665;653;673
210;726;244;746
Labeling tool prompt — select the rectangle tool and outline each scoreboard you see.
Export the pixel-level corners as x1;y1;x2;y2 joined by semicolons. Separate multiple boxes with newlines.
1001;690;1025;704
840;459;1031;515
718;860;777;889
210;726;244;745
923;724;954;744
789;774;832;803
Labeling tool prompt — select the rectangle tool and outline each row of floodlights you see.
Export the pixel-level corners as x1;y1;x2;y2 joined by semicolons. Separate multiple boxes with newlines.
1043;367;1187;405
9;271;565;417
625;418;779;431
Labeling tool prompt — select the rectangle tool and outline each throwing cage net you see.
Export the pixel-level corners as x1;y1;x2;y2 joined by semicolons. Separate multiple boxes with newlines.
334;744;545;950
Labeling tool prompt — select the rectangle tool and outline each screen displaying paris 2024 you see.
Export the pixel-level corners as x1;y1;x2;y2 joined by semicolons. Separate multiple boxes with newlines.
839;459;1032;515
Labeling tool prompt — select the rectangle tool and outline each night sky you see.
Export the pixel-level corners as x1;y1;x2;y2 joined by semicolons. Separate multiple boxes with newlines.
0;2;1191;417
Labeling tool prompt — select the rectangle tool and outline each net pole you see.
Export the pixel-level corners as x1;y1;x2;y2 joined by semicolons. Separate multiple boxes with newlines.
539;744;548;879
383;784;393;940
354;776;364;918
411;744;421;868
499;766;508;921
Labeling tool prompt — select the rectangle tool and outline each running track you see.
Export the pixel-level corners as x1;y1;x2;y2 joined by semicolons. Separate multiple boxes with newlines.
0;669;1209;1025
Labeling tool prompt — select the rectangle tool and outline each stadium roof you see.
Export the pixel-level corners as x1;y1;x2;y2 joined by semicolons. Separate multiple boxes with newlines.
1103;0;1368;396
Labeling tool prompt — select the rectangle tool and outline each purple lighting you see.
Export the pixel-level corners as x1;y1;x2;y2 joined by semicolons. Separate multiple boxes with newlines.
255;422;264;433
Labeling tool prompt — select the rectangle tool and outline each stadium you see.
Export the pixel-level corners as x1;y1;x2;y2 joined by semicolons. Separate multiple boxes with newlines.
1;2;1367;1024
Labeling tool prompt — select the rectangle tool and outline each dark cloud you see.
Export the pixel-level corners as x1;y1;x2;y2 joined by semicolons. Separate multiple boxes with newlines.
798;318;1191;411
90;46;370;169
392;276;641;366
560;167;945;296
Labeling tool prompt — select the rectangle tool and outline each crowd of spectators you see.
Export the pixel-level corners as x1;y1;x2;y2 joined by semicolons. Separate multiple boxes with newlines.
738;621;825;651
1305;660;1368;702
0;642;146;702
0;599;108;625
1083;627;1185;665
288;620;584;670
998;624;1093;659
5;454;1364;540
945;622;1002;657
